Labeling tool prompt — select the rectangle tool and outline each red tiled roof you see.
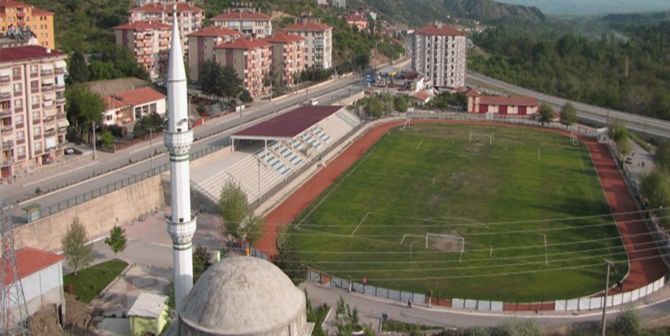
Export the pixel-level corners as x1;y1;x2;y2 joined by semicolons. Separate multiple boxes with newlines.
416;22;463;36
479;96;539;107
0;0;32;9
232;106;344;138
130;2;203;14
103;95;129;111
263;31;304;44
0;45;66;63
188;25;241;38
113;21;171;31
465;89;480;97
411;90;431;101
31;8;53;15
4;247;64;285
283;21;332;32
216;37;271;50
115;87;166;107
212;10;271;21
345;15;367;22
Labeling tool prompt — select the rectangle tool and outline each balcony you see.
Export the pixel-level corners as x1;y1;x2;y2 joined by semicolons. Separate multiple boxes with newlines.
33;134;42;140
55;97;66;105
1;125;13;134
58;127;67;134
41;84;55;92
0;76;9;84
17;154;26;161
41;69;53;76
55;84;65;90
0;109;10;117
135;41;145;47
16;11;25;18
44;128;56;137
34;149;42;155
55;67;65;75
0;160;9;168
2;140;12;148
0;92;10;100
57;113;66;120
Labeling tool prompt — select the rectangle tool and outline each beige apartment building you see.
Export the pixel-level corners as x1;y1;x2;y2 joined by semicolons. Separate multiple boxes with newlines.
411;22;466;89
214;37;272;97
0;46;68;182
263;32;305;89
0;0;55;49
211;9;272;38
113;21;171;81
187;26;241;82
128;2;203;54
282;20;332;69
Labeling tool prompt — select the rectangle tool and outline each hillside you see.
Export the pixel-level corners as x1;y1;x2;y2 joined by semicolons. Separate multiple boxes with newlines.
349;0;546;27
495;0;670;16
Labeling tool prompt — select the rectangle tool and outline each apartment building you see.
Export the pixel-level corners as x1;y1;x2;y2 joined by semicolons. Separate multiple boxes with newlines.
211;9;272;38
113;21;171;81
0;0;54;48
187;26;241;82
214;37;272;97
263;32;305;89
0;46;68;182
331;0;346;9
128;2;203;54
411;21;466;89
282;20;332;69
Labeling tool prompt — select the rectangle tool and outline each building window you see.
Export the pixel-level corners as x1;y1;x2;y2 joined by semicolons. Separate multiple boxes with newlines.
16;130;24;140
31;96;39;105
33;126;41;136
31;80;39;92
15;115;23;124
106;115;113;121
150;103;157;114
17;146;25;156
13;83;21;93
14;99;22;108
32;111;40;120
35;141;42;151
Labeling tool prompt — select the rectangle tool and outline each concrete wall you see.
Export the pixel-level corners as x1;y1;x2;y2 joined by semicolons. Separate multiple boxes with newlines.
23;262;64;315
14;175;165;252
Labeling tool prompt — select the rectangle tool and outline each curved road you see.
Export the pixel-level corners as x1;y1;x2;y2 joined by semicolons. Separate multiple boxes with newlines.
467;70;670;140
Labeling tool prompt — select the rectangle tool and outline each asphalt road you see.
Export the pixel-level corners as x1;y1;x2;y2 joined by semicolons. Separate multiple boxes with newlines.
467;71;670;140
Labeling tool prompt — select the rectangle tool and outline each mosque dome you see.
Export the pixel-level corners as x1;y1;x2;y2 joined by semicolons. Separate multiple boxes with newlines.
178;256;314;336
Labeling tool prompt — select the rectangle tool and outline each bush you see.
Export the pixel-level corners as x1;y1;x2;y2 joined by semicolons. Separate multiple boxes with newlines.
608;309;641;336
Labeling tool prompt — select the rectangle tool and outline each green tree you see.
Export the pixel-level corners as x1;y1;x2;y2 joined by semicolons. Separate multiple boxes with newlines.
609;119;632;156
364;96;383;119
273;225;306;285
200;60;224;99
538;103;553;126
61;217;93;276
104;226;127;257
239;89;253;104
100;130;114;151
654;141;670;172
218;180;250;240
608;309;641;336
65;85;105;143
640;171;670;228
394;94;408;112
560;102;578;128
133;112;166;139
67;50;88;84
221;65;243;102
192;244;213;284
239;214;265;247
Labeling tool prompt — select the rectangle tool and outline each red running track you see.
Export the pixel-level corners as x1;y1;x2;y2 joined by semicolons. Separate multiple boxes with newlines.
258;120;667;291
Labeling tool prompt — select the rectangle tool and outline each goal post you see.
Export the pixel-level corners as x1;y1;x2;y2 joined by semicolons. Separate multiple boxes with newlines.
425;233;465;253
469;131;494;145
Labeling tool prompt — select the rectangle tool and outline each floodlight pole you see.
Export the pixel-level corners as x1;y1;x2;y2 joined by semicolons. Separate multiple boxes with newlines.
601;259;615;336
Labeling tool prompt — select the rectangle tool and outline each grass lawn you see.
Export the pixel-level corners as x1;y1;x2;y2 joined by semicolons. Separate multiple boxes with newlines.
64;259;128;303
293;124;627;301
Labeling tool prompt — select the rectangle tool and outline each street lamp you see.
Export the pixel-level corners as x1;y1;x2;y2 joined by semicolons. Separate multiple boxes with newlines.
601;259;617;336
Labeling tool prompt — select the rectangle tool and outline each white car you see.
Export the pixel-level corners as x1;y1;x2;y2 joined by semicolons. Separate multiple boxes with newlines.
306;98;318;106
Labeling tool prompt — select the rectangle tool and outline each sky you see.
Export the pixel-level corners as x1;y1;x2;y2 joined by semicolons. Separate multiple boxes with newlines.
494;0;670;16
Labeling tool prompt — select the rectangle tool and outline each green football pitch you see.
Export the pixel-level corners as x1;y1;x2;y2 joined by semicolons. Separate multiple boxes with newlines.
292;124;628;302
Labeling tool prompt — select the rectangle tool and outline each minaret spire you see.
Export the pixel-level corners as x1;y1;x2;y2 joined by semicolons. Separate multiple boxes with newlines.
164;0;196;312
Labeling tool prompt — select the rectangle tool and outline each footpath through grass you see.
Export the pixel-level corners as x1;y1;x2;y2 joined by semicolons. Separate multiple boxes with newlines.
293;124;627;301
64;259;128;303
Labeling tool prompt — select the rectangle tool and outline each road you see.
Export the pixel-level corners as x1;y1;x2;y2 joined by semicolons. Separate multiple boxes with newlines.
1;74;368;219
467;71;670;140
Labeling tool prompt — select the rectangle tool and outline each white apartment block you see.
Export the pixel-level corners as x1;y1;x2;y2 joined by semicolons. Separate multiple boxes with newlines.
0;46;68;182
211;9;272;38
128;2;203;54
282;20;332;69
412;22;466;89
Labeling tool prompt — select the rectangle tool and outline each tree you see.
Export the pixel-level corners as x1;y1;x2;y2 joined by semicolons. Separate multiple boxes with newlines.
394;94;408;112
200;60;224;99
218;180;250;240
192;244;213;284
61;217;93;276
560;102;577;128
133;112;166;139
239;214;265;247
100;130;114;151
654;141;670;172
65;84;105;142
640;171;670;228
221;65;243;102
364;96;383;119
67;50;88;84
538;102;553;126
273;225;306;285
608;309;641;336
609;119;632;156
104;226;127;257
239;89;253;104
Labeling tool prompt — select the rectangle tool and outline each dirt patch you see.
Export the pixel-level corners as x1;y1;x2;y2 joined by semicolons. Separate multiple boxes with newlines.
29;305;62;336
64;294;96;335
427;233;463;252
271;10;294;19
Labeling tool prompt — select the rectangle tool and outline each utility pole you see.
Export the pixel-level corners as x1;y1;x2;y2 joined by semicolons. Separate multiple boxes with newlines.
91;122;97;160
149;127;154;171
601;259;616;336
1;202;30;335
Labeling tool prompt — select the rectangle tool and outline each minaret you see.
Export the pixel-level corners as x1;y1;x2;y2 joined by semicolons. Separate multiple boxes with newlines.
164;1;196;312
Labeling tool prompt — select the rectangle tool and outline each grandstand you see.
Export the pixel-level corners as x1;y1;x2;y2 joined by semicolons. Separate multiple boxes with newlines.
191;105;361;206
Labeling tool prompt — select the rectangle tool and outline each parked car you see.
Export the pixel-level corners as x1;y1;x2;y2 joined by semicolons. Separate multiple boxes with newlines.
625;157;633;164
64;147;75;155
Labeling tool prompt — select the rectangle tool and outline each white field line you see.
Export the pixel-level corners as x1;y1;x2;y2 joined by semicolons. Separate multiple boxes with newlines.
576;146;595;201
350;212;370;237
416;139;424;149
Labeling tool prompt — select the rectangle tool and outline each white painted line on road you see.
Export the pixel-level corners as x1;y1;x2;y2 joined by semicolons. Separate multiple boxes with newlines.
23;161;98;188
130;145;151;154
151;242;173;248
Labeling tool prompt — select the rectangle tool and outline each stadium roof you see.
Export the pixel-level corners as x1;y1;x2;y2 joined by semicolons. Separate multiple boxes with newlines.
232;105;344;140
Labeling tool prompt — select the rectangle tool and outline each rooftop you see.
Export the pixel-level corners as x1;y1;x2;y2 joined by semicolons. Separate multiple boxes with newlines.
416;22;463;36
212;9;271;21
263;31;304;44
215;37;271;50
114;87;166;107
113;21;171;31
0;45;66;63
283;21;332;32
128;292;168;319
232;105;344;139
479;96;539;107
130;2;203;14
188;25;241;38
4;247;64;285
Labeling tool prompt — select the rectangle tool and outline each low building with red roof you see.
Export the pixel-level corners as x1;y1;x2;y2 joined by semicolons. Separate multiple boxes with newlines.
4;247;65;317
282;19;333;69
187;26;241;82
215;37;273;97
411;21;466;89
263;32;306;89
466;88;539;115
411;90;433;104
129;2;204;54
344;14;368;32
113;21;172;81
211;8;272;38
101;87;167;125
